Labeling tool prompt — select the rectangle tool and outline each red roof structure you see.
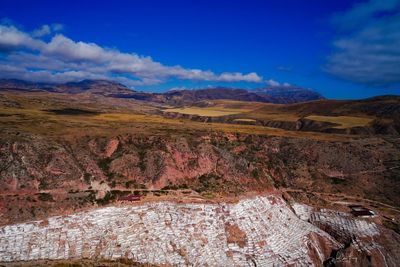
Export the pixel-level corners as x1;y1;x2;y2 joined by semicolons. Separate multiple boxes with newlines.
351;210;374;217
348;205;375;217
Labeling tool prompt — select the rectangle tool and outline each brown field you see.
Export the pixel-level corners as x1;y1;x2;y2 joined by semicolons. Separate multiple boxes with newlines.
305;115;374;128
165;100;300;122
0;92;356;141
164;105;253;117
163;100;379;129
232;118;257;122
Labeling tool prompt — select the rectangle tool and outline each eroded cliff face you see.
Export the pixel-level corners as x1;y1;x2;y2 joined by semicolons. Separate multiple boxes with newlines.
0;195;398;266
0;132;399;225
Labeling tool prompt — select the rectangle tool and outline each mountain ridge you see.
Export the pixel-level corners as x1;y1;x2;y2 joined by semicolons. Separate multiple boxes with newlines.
0;78;324;104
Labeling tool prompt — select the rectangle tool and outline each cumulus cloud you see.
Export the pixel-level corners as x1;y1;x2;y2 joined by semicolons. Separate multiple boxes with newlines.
0;23;264;87
325;0;400;87
32;25;51;37
0;25;44;51
266;79;281;87
32;24;63;37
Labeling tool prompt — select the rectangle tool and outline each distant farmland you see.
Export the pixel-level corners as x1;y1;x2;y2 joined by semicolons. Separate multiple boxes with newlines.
305;115;374;129
164;107;249;117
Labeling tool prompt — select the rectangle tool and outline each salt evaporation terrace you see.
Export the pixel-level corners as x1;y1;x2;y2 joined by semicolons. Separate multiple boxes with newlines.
0;195;384;266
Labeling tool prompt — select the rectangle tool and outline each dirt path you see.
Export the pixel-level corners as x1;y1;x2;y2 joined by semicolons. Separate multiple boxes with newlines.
282;188;400;213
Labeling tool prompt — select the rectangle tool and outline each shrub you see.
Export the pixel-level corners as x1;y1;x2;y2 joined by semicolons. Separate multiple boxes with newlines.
83;173;92;184
38;193;54;202
98;158;112;172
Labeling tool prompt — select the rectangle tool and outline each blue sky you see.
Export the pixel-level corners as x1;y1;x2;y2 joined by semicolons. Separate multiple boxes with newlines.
0;0;399;99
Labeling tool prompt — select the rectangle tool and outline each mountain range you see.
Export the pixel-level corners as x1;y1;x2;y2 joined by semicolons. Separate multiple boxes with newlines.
0;79;324;105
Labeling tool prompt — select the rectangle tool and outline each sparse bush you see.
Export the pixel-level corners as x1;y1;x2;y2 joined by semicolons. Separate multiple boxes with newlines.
38;180;48;190
162;183;188;190
251;168;260;178
195;173;223;193
331;177;346;184
98;158;112;173
125;181;146;189
138;151;146;171
83;173;91;184
38;193;54;202
96;191;116;205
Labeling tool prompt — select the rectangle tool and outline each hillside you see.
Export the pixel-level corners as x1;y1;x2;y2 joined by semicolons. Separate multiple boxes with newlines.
0;86;399;266
164;97;400;135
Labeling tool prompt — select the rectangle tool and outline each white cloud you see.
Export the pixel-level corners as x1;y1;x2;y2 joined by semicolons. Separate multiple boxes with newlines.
326;0;400;86
332;0;399;30
0;25;44;50
32;25;51;37
266;79;280;87
0;23;265;87
32;23;64;37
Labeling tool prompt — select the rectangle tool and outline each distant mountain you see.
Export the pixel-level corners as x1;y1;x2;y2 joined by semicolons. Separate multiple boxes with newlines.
0;79;138;96
157;86;324;105
162;87;273;105
0;79;324;104
252;86;324;104
0;79;55;92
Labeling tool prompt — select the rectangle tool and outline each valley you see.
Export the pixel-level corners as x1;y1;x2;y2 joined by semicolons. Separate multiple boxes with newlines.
0;80;399;266
1;0;400;265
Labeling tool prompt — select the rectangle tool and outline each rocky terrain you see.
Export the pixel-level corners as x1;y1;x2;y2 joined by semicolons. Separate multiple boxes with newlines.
1;195;398;266
1;132;399;227
0;83;399;266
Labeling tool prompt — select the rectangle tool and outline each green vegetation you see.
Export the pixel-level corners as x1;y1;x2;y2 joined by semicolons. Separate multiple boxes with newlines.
38;180;48;190
137;149;146;172
98;158;112;173
195;173;225;193
251;168;260;178
83;173;92;184
96;191;115;206
331;177;346;184
161;183;189;190
38;193;54;202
